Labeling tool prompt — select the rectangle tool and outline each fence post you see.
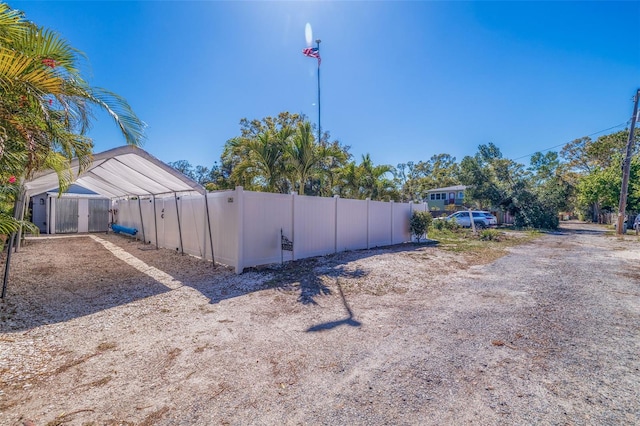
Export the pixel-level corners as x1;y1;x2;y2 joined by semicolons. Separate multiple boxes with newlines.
235;186;244;274
409;201;414;242
390;200;394;244
291;191;296;261
366;198;371;249
334;195;339;253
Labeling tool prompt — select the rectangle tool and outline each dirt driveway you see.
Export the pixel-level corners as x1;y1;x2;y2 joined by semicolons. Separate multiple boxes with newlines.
1;222;638;425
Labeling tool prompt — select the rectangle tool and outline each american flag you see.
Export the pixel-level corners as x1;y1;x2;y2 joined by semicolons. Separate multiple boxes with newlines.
302;47;321;65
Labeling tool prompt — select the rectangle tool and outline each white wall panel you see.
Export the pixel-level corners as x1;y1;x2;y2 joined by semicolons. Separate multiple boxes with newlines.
242;190;293;268
368;200;392;248
160;196;181;252
139;197;156;244
206;191;239;268
112;190;420;274
336;198;368;251
293;195;336;259
179;194;206;258
115;199;138;230
392;202;411;244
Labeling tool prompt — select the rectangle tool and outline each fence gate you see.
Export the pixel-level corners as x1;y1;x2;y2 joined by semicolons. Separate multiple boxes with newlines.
55;198;78;233
88;199;110;232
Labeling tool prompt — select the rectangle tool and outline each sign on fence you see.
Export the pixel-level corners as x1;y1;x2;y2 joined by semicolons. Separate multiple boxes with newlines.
280;228;293;264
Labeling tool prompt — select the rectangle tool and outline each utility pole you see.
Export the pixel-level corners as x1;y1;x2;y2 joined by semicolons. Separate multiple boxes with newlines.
616;88;640;236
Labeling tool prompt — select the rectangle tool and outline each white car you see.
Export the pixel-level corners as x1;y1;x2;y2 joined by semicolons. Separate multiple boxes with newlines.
442;211;497;228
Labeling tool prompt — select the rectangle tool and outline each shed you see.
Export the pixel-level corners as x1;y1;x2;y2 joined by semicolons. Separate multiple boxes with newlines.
30;184;111;234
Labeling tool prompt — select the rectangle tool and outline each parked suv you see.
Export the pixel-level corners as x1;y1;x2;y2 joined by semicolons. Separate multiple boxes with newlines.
441;210;497;228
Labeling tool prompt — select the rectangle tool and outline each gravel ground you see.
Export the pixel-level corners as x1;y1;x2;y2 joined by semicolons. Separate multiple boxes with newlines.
0;221;638;425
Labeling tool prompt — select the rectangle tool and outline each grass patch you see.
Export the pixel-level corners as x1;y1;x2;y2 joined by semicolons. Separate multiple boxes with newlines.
427;227;542;264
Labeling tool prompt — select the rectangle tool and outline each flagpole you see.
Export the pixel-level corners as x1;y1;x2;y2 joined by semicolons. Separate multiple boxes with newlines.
316;39;321;144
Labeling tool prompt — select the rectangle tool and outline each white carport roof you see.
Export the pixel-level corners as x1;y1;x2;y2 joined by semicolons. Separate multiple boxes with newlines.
24;146;206;198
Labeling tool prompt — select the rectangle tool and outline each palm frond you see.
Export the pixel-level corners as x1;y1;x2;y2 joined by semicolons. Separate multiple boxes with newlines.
0;3;26;45
0;47;62;93
15;26;85;77
0;211;38;236
80;86;146;147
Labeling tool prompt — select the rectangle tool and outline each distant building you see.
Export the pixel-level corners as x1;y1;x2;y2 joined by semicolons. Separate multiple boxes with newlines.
425;185;467;210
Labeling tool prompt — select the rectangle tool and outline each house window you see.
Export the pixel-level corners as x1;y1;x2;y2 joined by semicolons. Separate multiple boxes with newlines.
441;193;446;200
430;194;436;200
458;191;464;199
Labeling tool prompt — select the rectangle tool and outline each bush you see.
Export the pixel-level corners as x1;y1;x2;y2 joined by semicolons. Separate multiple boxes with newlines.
432;218;460;232
432;219;445;231
410;211;433;242
479;229;502;241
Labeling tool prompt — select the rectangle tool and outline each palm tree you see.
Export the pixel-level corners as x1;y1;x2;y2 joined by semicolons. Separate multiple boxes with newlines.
0;3;145;237
228;131;288;192
337;161;360;199
285;122;319;195
358;154;393;200
314;140;350;197
0;5;145;178
335;154;393;200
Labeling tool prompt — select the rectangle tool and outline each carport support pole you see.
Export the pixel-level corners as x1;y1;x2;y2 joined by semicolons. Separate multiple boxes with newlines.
1;196;20;298
174;193;184;255
152;196;158;249
137;197;146;244
1;232;15;299
14;187;27;252
204;193;215;265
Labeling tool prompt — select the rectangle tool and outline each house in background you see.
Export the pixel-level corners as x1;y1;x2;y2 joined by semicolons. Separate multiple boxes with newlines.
425;185;467;210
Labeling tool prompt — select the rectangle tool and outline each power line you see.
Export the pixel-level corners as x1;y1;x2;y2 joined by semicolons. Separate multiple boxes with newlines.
512;121;629;161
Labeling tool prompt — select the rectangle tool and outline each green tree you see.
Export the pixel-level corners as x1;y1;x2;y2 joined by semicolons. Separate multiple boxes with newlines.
0;3;145;237
285;122;318;195
168;160;196;180
460;143;559;229
394;161;421;202
358;154;394;200
227;131;287;192
312;138;351;197
528;151;573;215
220;113;352;196
562;130;640;220
336;154;394;201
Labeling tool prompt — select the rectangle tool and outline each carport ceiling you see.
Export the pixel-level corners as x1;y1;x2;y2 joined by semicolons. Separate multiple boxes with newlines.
24;146;205;198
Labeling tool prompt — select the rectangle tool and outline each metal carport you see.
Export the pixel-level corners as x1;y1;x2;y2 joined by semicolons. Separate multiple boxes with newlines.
2;146;215;298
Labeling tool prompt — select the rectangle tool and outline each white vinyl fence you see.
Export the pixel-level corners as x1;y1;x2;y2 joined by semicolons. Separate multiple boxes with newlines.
114;187;428;273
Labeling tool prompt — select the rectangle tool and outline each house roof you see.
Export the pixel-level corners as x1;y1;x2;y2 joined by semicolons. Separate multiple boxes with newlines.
24;146;205;199
425;185;467;193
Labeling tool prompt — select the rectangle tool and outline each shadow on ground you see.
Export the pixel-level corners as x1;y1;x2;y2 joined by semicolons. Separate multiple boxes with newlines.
306;279;362;332
555;221;617;236
189;242;431;307
1;236;433;332
0;238;172;333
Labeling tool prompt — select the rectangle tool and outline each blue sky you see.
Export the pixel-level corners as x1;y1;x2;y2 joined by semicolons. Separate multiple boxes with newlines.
11;1;640;170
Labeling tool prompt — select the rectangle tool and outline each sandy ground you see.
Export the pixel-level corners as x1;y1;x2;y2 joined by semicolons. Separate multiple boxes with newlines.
0;222;638;425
